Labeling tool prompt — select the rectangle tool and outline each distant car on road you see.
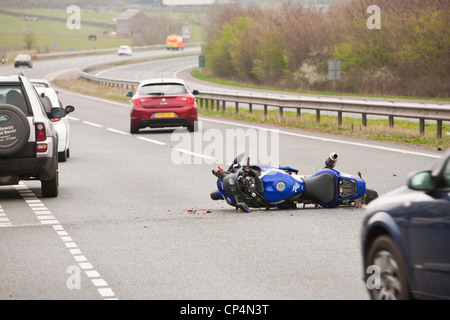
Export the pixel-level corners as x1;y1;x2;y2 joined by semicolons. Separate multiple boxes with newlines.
127;78;199;133
118;45;133;56
361;150;450;300
34;85;75;162
14;54;33;68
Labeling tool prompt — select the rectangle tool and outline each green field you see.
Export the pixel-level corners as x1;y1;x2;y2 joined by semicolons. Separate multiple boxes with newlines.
0;12;132;58
0;8;206;57
5;8;121;24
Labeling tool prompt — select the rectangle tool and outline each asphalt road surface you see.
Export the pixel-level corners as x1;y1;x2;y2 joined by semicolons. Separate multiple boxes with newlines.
0;50;444;301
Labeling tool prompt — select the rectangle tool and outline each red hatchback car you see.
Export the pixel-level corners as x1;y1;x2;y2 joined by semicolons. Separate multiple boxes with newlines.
127;78;199;133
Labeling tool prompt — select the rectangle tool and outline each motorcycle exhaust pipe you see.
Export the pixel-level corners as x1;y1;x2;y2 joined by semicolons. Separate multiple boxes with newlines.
325;152;339;168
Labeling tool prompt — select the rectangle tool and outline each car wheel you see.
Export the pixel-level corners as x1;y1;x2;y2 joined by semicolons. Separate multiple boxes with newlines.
41;167;58;198
365;235;410;300
188;123;198;132
0;104;30;157
66;148;70;158
130;121;139;134
58;150;67;162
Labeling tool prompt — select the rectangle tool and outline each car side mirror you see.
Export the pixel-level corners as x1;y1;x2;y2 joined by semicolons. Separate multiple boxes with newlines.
50;107;66;118
65;105;75;114
192;90;200;95
126;91;133;97
408;170;434;191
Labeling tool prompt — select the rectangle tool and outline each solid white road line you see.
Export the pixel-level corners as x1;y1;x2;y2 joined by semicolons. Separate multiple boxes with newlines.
199;117;442;159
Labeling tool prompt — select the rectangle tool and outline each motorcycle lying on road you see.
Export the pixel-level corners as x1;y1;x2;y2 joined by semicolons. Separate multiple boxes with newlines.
211;153;378;212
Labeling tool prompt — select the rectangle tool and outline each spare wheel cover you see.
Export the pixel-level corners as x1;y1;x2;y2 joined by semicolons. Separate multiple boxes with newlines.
0;104;31;157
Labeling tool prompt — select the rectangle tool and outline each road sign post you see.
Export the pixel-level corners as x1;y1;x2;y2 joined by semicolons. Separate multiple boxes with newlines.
181;25;191;40
199;45;205;70
328;59;341;92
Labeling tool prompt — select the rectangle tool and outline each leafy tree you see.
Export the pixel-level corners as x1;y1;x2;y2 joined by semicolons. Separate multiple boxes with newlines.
23;32;36;50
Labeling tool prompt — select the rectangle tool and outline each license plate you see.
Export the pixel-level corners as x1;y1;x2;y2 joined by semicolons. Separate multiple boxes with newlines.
155;112;175;118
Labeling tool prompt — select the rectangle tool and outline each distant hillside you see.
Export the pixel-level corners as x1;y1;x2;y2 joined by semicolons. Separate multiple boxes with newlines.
0;0;336;9
0;0;140;9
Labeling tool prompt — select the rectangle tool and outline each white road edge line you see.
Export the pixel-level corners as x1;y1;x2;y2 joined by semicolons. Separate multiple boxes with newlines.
199;117;442;159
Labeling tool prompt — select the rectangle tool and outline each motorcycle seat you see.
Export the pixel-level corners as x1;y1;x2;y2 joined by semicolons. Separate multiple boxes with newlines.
303;172;336;205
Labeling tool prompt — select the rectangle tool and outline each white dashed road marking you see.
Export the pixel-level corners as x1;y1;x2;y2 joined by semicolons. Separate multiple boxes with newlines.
5;183;118;300
0;205;12;227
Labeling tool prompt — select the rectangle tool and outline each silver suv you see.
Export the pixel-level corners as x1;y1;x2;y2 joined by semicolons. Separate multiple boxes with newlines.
0;75;66;197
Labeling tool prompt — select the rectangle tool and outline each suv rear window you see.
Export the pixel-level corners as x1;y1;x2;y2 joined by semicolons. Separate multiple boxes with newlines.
139;83;187;96
0;85;30;115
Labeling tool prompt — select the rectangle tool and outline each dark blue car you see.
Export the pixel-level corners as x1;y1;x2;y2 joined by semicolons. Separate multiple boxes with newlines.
361;150;450;300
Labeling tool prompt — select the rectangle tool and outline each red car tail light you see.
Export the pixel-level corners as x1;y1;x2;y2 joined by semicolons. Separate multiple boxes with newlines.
35;123;46;141
50;118;61;122
176;96;195;104
133;97;152;105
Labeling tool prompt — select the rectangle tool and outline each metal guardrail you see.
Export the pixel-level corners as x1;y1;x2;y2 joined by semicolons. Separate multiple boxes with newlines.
78;49;202;89
197;92;450;139
78;56;450;140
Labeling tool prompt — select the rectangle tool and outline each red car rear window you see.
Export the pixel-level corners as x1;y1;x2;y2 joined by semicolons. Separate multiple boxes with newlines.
139;84;187;96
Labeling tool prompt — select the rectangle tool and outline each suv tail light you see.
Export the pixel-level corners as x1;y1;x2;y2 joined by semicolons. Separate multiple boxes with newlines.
50;118;61;122
35;122;46;141
37;144;48;153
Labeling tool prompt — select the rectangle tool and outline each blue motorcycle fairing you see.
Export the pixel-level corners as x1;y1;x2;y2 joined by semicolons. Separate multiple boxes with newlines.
217;179;236;206
258;168;305;203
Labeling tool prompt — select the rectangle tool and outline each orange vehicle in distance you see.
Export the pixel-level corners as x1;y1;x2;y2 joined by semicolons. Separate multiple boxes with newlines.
166;34;184;51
